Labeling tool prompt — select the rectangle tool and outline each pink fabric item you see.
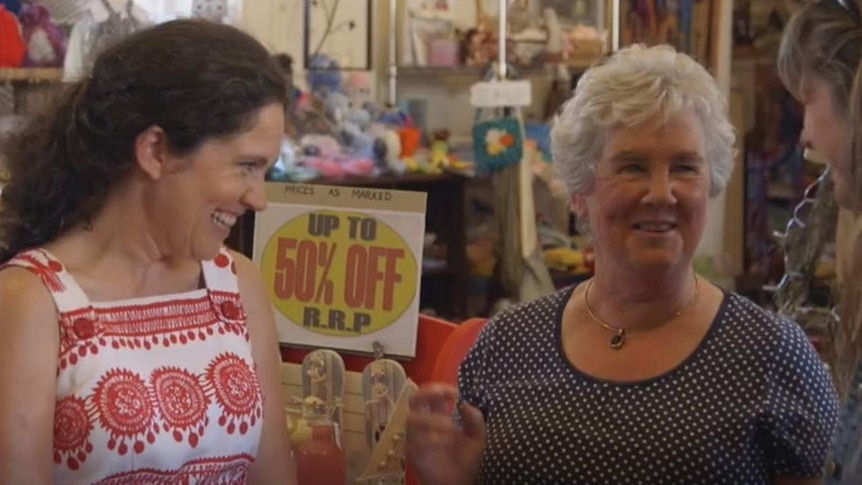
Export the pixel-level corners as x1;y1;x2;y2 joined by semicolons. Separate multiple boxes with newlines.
429;38;459;67
304;157;345;178
341;158;376;176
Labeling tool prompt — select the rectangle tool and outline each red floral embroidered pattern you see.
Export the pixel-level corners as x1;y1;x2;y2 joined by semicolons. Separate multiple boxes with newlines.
6;247;263;483
55;353;261;466
54;396;94;470
56;293;248;370
92;369;157;456
12;251;66;292
205;353;262;435
150;367;209;447
96;455;253;485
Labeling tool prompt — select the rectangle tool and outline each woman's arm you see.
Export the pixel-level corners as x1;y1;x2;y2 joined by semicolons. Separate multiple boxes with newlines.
763;317;839;484
0;268;60;484
234;252;296;485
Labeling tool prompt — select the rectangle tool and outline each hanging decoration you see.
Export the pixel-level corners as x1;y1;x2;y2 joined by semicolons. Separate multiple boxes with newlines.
766;160;840;373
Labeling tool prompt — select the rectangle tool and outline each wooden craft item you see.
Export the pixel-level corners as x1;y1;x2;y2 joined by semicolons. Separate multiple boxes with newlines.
357;379;419;482
363;359;407;452
301;349;345;442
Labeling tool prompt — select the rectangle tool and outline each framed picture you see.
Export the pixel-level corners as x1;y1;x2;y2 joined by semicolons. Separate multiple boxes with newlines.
303;0;373;71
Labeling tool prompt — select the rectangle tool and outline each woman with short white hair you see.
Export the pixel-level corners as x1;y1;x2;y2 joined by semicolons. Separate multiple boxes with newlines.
406;44;838;485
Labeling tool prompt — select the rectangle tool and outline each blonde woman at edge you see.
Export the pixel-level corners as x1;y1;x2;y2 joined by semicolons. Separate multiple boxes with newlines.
405;44;839;485
778;0;862;481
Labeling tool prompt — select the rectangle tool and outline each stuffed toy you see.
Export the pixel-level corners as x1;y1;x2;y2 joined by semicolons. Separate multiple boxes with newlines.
323;91;351;126
341;122;376;161
306;54;342;97
192;0;228;23
367;123;406;175
343;72;374;110
20;2;66;67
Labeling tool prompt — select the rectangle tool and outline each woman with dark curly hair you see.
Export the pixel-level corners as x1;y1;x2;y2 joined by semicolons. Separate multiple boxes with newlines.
0;19;295;484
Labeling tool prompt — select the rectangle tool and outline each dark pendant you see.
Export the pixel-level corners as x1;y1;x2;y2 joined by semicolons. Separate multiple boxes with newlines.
610;332;625;350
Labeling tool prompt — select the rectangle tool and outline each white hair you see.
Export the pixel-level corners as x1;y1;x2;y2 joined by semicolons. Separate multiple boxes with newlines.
550;44;736;198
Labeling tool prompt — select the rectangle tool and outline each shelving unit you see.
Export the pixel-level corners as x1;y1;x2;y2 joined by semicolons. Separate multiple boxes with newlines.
395;55;600;78
0;68;63;83
0;68;64;118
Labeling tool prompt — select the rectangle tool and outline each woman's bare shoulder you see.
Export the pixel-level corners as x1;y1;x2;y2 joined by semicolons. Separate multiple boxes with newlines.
0;266;57;321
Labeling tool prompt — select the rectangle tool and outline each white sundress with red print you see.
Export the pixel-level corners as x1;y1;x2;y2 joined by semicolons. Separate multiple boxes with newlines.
1;247;264;485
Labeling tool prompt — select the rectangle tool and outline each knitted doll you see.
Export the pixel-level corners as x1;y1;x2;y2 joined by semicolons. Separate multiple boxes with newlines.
20;2;66;67
192;0;228;23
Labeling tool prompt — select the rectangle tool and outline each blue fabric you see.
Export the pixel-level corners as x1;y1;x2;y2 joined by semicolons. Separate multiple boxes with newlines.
524;123;551;159
827;361;862;483
459;288;840;483
0;0;20;15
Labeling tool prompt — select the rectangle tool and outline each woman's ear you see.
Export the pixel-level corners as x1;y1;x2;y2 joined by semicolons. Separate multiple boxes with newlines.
571;194;588;221
134;126;170;181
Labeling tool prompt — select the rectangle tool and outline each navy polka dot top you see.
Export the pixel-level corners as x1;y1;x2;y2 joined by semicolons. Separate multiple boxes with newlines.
459;286;839;484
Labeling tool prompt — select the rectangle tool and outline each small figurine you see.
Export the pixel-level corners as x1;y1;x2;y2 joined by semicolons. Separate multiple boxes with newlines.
192;0;228;23
429;129;451;171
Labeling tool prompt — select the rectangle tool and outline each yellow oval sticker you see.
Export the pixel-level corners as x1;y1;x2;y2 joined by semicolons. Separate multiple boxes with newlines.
260;210;418;337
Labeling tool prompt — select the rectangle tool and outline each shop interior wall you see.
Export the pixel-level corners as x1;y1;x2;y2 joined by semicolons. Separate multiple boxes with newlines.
241;0;738;269
239;1;738;479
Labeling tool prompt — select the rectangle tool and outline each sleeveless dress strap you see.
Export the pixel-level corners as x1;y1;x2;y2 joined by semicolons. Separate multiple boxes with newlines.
2;249;100;363
1;248;96;315
202;247;248;324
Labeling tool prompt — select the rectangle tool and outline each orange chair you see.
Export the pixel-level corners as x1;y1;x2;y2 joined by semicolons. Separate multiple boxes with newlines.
405;317;488;485
430;317;488;386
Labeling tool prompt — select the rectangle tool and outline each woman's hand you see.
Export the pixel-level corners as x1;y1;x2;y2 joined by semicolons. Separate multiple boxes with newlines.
406;384;486;485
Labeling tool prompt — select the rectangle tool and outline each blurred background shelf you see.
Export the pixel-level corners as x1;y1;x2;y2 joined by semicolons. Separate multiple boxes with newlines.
0;68;63;83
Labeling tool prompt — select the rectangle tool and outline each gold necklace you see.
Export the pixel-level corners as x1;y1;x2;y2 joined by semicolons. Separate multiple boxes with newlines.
583;274;699;350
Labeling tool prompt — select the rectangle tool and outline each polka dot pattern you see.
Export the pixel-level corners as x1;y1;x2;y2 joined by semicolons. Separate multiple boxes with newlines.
459;287;839;484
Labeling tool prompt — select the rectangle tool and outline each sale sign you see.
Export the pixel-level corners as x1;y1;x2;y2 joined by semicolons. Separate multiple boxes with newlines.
253;183;427;357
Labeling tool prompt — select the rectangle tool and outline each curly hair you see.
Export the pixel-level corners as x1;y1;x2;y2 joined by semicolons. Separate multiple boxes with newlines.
0;19;286;263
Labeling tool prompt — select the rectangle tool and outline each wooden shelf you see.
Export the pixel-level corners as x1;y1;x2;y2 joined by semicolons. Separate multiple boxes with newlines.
0;68;63;83
397;65;538;78
396;59;594;79
307;172;458;188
